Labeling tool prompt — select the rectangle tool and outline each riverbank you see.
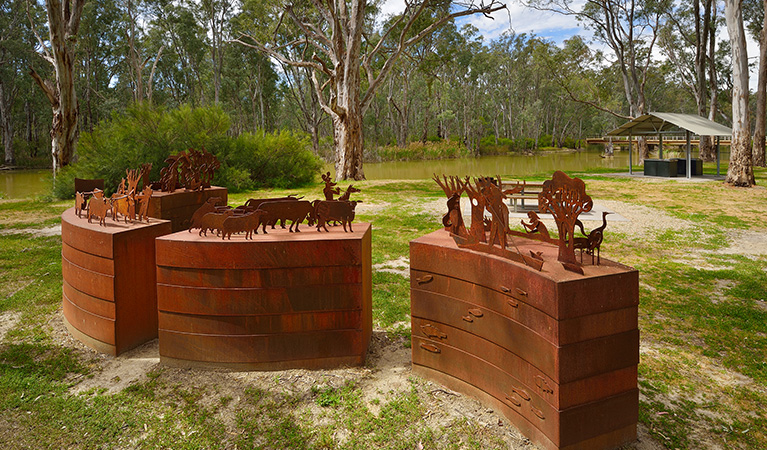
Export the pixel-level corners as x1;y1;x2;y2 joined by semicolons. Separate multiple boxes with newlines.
1;173;766;448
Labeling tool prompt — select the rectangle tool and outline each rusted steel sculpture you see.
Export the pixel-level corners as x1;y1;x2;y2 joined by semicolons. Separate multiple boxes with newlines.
111;193;135;223
221;210;269;239
243;195;303;210
434;174;542;270
135;185;153;222
413;172;634;450
75;192;86;217
572;211;610;265
315;200;359;232
87;192;110;226
198;209;234;237
433;174;468;237
258;200;316;233
538;171;594;274
338;185;360;201
158;147;220;192
521;211;550;240
189;197;222;232
322;171;341;200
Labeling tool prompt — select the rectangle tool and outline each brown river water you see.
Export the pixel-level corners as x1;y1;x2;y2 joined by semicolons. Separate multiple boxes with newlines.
0;149;647;199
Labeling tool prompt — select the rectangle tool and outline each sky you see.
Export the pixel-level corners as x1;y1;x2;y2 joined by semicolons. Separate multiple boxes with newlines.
379;0;763;91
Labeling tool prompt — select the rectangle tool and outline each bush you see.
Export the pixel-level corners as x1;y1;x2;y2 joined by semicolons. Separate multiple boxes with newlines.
51;104;321;198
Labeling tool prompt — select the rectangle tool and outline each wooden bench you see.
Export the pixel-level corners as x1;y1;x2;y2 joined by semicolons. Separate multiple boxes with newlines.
501;181;544;212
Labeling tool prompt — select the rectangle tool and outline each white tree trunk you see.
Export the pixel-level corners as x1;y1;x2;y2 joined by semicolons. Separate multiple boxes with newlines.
724;0;755;186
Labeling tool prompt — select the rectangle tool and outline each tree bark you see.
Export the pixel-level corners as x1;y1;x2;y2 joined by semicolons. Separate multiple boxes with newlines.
752;0;767;168
724;0;755;186
0;81;15;166
233;0;505;180
29;0;85;173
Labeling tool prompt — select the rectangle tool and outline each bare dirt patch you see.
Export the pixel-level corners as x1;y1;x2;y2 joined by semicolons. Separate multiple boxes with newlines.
0;311;21;342
0;224;61;238
373;256;410;277
718;229;767;256
70;339;161;395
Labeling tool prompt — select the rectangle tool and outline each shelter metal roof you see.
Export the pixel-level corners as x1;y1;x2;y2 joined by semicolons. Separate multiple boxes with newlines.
606;112;732;137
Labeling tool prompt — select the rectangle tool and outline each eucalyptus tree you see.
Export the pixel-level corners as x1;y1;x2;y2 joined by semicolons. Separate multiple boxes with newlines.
744;0;767;167
659;0;720;161
724;0;755;186
528;0;668;159
0;0;35;165
196;0;234;104
233;0;506;180
77;0;124;130
148;0;210;106
221;46;279;134
29;0;87;172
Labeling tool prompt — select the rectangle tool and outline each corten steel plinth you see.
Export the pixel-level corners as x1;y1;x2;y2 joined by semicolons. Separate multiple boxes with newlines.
61;207;172;355
155;223;372;370
147;186;228;232
410;229;639;450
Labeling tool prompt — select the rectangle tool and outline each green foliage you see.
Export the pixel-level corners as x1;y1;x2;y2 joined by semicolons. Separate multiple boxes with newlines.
50;104;321;198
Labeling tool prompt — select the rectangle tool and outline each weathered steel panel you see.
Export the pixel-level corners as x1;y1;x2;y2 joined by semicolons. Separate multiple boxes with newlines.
158;329;364;364
411;268;638;345
410;231;638;319
413;337;638;447
409;228;639;449
158;310;362;335
411;318;637;410
63;280;115;320
62;293;116;345
61;207;172;355
156;223;373;369
157;265;363;289
156;283;363;316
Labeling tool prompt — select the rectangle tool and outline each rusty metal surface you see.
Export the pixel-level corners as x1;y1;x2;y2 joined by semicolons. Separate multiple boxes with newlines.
410;269;638;345
538;171;594;273
411;290;639;383
158;147;220;192
410;230;639;319
413;364;637;450
321;171;341;200
409;222;638;450
159;329;365;365
61;207;171;355
412;337;639;447
412;318;638;410
155;222;372;369
147;186;228;232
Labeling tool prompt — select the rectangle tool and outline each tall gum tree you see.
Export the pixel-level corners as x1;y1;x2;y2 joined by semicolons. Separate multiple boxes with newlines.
29;0;86;173
233;1;506;180
528;0;666;160
724;0;755;186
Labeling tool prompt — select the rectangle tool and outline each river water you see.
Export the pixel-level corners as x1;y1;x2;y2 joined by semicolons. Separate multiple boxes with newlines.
361;150;631;179
0;169;51;199
0;149;635;199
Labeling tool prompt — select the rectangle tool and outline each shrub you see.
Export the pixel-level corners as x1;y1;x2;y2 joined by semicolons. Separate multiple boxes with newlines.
51;104;321;198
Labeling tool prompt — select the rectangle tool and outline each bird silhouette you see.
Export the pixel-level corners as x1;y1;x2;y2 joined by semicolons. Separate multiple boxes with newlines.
586;211;610;264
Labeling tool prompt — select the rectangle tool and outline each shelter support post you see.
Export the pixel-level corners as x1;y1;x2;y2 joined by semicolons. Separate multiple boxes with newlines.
716;137;721;176
686;131;692;179
659;134;663;159
629;133;633;175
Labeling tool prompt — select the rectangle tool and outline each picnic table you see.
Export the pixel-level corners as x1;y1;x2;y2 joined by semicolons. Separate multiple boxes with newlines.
501;180;545;212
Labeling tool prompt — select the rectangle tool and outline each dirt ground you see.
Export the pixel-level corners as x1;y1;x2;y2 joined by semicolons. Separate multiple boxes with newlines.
11;195;767;449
